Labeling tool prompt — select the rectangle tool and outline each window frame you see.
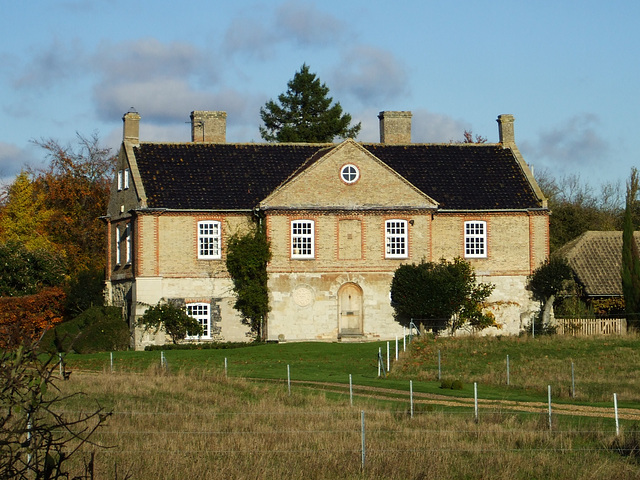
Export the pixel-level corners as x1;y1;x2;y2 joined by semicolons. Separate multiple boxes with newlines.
186;303;211;339
291;220;315;259
117;170;123;191
464;220;487;258
115;226;121;265
197;221;222;260
340;164;360;184
123;168;130;189
385;219;408;259
125;223;132;264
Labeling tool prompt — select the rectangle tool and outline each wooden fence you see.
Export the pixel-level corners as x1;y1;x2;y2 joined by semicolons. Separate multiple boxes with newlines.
556;318;627;336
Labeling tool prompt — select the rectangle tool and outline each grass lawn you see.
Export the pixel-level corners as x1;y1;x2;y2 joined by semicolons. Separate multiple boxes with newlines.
63;334;640;406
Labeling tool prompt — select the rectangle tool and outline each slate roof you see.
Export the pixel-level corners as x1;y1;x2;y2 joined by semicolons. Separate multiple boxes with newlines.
132;142;543;211
555;231;640;296
362;144;541;210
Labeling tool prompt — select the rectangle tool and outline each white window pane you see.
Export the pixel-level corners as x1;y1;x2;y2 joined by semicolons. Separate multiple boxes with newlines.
385;220;407;258
291;220;314;258
198;221;221;259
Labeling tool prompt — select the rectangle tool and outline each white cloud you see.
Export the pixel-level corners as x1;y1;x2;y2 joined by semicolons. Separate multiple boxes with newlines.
93;38;208;83
520;113;608;174
223;0;349;59
94;79;219;123
12;38;85;90
331;46;409;105
0;142;42;188
411;109;469;143
275;0;347;46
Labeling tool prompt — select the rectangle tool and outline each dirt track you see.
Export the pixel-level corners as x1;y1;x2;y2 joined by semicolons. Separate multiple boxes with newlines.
257;378;640;421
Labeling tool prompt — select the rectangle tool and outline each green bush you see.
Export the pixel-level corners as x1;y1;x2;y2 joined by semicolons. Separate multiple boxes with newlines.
41;306;129;354
440;378;464;390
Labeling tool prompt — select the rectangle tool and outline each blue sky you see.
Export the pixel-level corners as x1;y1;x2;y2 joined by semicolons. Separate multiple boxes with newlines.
1;0;639;192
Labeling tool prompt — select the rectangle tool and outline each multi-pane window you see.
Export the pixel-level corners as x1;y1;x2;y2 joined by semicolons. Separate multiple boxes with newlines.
198;221;221;259
117;169;130;191
125;224;132;264
385;220;408;258
464;221;487;258
341;164;360;184
115;226;121;265
186;303;210;339
115;224;132;265
291;220;314;259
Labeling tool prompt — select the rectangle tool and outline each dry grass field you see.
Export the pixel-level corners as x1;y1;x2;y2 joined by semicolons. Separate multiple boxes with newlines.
56;366;640;480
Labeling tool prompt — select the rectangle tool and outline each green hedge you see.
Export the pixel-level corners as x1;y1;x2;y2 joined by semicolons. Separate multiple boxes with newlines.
41;306;129;354
144;341;263;351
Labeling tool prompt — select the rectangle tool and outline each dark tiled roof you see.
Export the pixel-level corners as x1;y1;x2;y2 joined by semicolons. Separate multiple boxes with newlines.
555;231;640;296
134;143;329;209
133;142;543;211
362;144;541;210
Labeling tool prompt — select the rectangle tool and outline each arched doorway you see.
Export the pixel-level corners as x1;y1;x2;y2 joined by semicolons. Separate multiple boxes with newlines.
338;283;363;337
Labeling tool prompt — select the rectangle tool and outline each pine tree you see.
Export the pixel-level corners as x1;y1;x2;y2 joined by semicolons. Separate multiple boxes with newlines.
621;167;640;328
259;64;361;143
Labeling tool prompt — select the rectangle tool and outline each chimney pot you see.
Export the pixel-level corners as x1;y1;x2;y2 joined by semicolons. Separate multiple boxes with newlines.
378;111;412;144
191;111;227;143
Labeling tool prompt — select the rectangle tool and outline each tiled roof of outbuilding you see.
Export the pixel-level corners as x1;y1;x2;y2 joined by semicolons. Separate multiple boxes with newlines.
132;142;543;211
555;231;640;296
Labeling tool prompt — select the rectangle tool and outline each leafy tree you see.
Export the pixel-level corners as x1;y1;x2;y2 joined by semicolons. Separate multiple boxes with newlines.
526;257;575;327
621;167;640;328
1;339;110;479
32;133;114;274
259;64;361;143
390;258;495;334
225;223;271;339
0;171;55;252
0;287;66;351
0;241;67;297
461;130;487;144
535;170;624;252
138;301;203;344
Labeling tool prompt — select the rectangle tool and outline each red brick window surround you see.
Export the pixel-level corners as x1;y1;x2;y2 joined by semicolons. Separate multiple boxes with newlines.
385;219;408;258
464;220;487;258
291;220;314;259
197;221;221;259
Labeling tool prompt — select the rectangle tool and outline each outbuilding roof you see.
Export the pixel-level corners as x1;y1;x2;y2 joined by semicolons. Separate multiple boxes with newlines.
555;231;640;296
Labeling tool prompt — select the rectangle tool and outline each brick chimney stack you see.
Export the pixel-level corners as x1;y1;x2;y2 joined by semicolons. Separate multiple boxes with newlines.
122;108;140;144
378;111;412;144
191;111;227;143
497;114;515;145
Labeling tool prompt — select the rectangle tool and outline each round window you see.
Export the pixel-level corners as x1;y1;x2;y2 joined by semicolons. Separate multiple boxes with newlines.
341;164;360;184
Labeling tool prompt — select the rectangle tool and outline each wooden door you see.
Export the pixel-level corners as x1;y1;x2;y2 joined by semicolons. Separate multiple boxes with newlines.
338;283;363;336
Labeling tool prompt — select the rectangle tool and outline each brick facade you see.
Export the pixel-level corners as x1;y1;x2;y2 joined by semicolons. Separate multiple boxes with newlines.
104;110;549;349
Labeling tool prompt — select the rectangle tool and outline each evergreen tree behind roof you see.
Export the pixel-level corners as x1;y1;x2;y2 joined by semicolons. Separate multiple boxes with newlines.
259;64;361;143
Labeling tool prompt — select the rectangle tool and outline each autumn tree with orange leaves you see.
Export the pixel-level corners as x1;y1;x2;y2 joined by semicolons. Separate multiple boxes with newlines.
0;133;114;344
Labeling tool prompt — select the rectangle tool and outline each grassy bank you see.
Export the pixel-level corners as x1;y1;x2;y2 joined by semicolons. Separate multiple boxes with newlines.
64;334;640;405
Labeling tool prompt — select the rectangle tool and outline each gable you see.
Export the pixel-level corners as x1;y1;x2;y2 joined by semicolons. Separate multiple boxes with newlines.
261;140;437;211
